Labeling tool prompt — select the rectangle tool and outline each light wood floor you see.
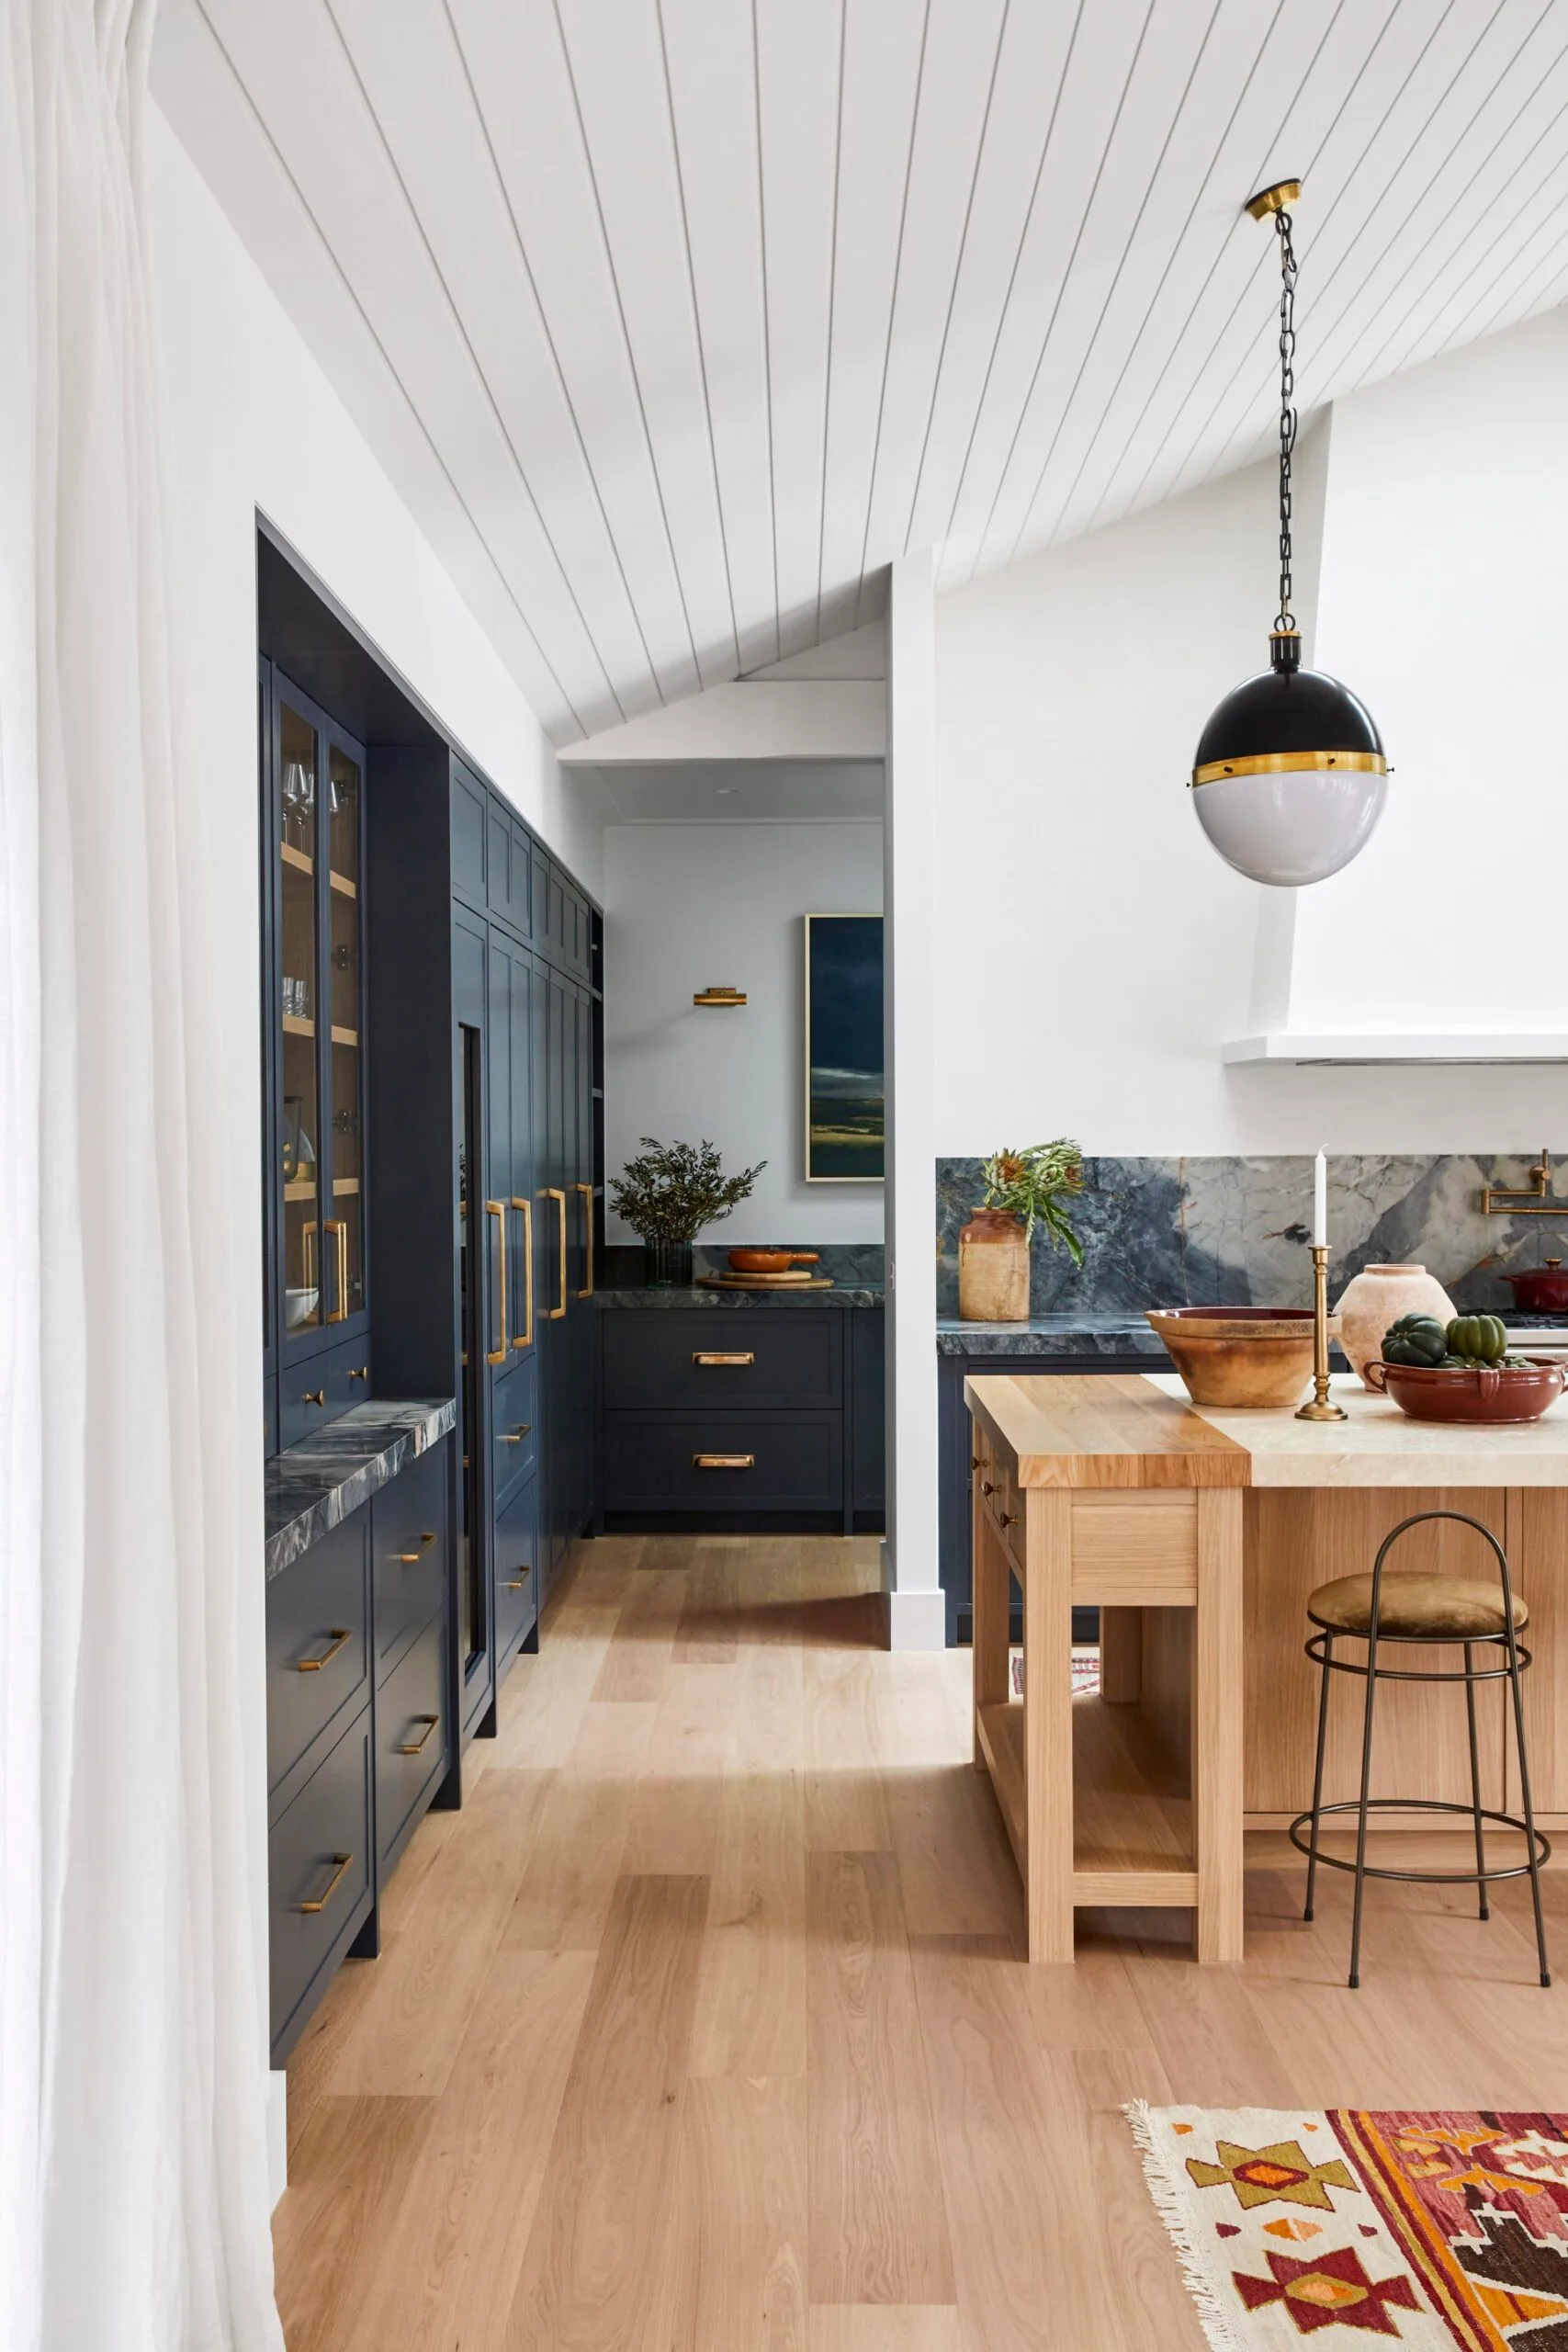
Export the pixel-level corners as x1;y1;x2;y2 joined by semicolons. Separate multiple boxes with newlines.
275;1533;1568;2352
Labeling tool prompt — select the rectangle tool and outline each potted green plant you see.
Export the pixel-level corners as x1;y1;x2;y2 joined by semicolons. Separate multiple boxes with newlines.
959;1141;1085;1322
609;1136;767;1287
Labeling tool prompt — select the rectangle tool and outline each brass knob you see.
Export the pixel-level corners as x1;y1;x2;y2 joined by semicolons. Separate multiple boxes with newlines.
302;1388;326;1407
970;1454;982;1472
981;1480;995;1497
998;1511;1019;1529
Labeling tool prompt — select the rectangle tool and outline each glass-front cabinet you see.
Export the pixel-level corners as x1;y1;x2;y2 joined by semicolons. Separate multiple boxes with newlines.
262;668;369;1449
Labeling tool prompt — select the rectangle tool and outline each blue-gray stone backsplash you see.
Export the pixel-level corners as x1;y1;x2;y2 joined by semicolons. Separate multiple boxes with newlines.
935;1156;1568;1319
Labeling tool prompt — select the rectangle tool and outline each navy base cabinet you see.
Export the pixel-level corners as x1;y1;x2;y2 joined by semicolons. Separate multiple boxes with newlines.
598;1306;883;1536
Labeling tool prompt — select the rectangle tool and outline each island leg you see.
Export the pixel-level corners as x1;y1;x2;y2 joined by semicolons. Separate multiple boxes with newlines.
1025;1487;1075;1962
1195;1487;1245;1962
972;1453;1010;1769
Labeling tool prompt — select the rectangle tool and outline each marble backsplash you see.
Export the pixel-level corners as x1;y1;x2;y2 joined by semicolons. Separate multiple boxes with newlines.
935;1155;1568;1319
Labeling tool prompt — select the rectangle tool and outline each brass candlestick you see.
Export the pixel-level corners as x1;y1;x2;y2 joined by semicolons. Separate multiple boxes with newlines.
1296;1243;1347;1420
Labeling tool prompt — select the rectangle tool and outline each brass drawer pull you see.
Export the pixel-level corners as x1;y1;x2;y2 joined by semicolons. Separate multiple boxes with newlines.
511;1194;534;1351
998;1510;1019;1530
694;1351;755;1366
575;1180;595;1297
397;1714;439;1758
296;1627;352;1672
543;1188;568;1318
499;1423;532;1442
981;1479;995;1497
302;1389;326;1408
505;1565;531;1590
299;1853;353;1914
348;1364;368;1383
970;1454;983;1472
694;1453;754;1470
394;1532;438;1562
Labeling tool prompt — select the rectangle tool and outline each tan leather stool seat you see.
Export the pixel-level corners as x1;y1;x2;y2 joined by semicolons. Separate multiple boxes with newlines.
1308;1573;1528;1640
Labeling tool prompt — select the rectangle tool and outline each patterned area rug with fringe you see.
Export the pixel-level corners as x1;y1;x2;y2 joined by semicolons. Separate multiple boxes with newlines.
1130;2104;1568;2347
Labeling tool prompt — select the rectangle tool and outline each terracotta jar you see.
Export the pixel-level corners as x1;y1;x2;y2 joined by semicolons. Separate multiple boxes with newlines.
958;1207;1030;1322
1334;1261;1456;1385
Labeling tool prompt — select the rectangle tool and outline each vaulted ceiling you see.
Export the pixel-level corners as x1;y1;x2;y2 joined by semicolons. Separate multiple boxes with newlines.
155;0;1568;746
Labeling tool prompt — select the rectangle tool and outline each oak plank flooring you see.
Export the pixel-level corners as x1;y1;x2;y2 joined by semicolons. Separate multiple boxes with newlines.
277;1532;1568;2352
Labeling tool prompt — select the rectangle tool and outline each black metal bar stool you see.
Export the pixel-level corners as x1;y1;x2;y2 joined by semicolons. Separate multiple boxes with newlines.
1288;1509;1551;1989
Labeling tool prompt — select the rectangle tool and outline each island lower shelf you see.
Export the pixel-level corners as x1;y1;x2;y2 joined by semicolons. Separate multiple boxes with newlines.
977;1694;1200;1906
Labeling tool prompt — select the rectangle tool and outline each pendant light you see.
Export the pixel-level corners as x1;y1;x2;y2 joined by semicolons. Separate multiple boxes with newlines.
1190;182;1388;887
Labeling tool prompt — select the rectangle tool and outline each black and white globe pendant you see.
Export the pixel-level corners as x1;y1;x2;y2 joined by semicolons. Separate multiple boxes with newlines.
1190;629;1388;887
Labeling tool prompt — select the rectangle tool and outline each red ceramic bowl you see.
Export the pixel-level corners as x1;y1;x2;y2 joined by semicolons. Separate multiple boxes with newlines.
1364;1358;1567;1424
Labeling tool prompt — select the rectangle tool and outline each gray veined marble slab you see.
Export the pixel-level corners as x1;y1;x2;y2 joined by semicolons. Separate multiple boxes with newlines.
935;1315;1169;1359
265;1397;457;1581
594;1283;884;1310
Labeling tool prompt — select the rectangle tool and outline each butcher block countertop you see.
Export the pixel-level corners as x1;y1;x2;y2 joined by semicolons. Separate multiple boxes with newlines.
963;1371;1568;1489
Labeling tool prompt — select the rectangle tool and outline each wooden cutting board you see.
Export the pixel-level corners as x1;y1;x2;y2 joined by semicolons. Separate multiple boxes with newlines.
696;1272;836;1290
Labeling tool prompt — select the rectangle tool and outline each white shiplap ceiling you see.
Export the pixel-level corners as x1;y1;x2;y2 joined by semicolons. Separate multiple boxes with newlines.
154;0;1568;747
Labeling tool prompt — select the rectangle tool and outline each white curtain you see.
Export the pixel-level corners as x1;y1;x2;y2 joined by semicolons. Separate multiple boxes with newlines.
0;4;283;2345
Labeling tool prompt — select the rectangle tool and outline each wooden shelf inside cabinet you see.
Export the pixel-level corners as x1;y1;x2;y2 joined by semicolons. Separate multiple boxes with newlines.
333;1178;360;1196
1071;1694;1196;1906
282;1013;315;1038
328;870;357;899
280;842;314;876
283;1180;316;1203
330;1025;359;1047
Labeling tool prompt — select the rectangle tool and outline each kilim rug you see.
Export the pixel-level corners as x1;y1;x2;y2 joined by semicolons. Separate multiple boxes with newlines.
1008;1645;1101;1699
1130;2104;1568;2348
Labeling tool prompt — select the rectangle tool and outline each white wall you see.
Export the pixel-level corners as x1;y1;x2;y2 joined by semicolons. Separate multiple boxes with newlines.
603;823;885;1243
146;104;604;2194
1293;306;1568;1035
933;366;1568;1157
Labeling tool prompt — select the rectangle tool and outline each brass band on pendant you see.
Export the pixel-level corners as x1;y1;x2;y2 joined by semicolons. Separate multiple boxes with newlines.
1190;749;1389;788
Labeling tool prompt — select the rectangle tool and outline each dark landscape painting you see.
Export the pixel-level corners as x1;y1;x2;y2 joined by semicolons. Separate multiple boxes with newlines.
805;913;884;1182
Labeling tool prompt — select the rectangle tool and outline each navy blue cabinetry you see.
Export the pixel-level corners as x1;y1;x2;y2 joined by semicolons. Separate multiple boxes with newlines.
597;1303;882;1536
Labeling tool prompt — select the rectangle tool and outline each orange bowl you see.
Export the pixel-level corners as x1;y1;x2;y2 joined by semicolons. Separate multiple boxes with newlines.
1146;1306;1332;1409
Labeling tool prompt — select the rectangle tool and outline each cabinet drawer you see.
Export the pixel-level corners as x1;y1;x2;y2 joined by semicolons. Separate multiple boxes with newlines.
372;1441;448;1673
266;1510;370;1801
269;1707;373;2062
492;1351;538;1502
495;1474;539;1660
376;1611;449;1872
603;1311;841;1411
276;1339;370;1451
603;1413;842;1511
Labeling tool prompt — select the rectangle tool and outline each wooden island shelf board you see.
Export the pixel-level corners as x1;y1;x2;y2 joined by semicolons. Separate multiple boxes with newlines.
964;1370;1568;1965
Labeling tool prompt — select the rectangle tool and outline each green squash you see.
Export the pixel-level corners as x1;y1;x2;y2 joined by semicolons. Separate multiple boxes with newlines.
1446;1312;1508;1365
1381;1314;1450;1368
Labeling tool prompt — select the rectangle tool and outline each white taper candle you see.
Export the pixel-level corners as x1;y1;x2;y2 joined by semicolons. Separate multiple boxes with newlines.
1314;1149;1327;1248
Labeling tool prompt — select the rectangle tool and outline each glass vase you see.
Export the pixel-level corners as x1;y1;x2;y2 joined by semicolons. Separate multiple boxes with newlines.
646;1239;694;1289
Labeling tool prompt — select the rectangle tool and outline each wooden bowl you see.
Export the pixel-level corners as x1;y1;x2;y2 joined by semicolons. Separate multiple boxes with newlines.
1365;1358;1567;1424
728;1249;821;1273
1146;1306;1330;1409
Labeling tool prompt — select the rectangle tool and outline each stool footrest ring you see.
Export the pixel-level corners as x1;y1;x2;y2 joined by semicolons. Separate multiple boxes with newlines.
1289;1796;1551;1886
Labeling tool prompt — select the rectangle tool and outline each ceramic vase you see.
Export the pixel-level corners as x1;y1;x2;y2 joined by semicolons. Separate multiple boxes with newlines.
1335;1261;1456;1385
958;1208;1030;1322
646;1239;694;1289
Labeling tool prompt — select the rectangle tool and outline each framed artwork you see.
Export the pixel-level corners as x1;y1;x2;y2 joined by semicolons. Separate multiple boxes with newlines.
804;913;884;1182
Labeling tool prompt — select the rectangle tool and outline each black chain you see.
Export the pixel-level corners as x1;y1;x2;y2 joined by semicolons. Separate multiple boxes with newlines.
1275;208;1298;633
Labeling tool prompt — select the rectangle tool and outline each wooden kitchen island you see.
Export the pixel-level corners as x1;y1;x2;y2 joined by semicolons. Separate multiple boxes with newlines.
965;1370;1568;1963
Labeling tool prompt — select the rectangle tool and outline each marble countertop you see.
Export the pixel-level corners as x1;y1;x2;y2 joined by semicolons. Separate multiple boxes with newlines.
937;1314;1169;1358
265;1397;457;1581
594;1284;884;1309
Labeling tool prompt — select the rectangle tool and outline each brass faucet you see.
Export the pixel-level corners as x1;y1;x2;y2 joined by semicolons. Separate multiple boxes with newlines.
1480;1148;1568;1216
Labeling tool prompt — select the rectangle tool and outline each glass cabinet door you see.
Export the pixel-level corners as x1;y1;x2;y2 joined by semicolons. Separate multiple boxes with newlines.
326;742;364;1323
277;698;323;1340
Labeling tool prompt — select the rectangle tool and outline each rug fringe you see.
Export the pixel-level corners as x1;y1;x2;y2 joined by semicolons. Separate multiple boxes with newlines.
1124;2103;1250;2352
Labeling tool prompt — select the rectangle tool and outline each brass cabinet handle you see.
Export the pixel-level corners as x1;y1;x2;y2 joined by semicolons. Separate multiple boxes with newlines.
499;1423;531;1443
396;1715;439;1758
348;1364;368;1383
970;1454;983;1472
485;1202;507;1362
323;1219;349;1324
505;1565;531;1590
574;1180;594;1297
694;1453;754;1470
296;1627;352;1671
393;1533;437;1562
694;1351;755;1366
302;1388;326;1408
998;1510;1019;1530
981;1479;995;1497
299;1853;353;1914
544;1189;568;1318
510;1194;534;1350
